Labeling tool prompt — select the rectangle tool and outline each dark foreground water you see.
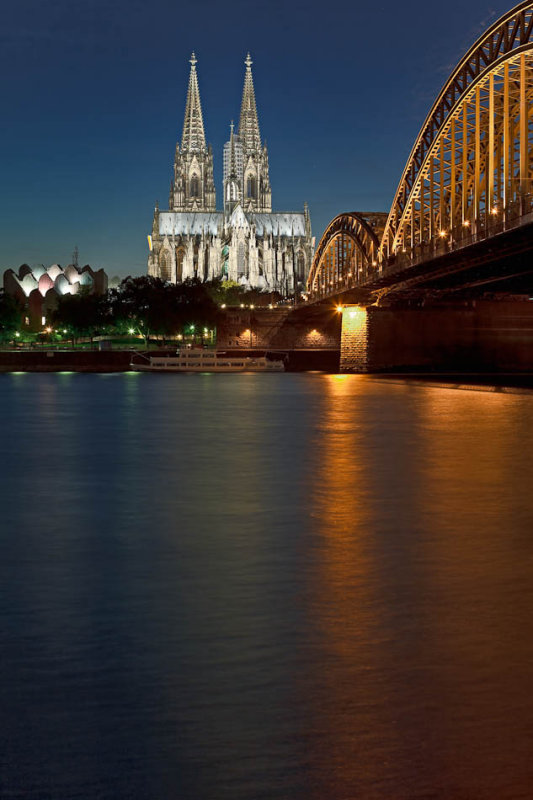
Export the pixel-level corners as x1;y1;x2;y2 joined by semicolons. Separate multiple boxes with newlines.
1;373;533;799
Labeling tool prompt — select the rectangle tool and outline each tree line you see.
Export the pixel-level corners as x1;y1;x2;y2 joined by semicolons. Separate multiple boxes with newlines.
0;277;282;343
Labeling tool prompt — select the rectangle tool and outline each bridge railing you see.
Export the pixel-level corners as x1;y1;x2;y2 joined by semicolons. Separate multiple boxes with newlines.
305;263;377;302
304;194;533;303
382;194;533;277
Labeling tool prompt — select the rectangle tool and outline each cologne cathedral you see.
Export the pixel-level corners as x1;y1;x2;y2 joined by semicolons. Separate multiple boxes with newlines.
147;53;313;295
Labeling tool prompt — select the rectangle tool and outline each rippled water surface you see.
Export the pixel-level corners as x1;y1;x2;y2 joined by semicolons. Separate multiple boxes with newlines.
1;372;533;799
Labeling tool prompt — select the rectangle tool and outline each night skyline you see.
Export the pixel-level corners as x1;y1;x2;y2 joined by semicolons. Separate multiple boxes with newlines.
0;0;515;276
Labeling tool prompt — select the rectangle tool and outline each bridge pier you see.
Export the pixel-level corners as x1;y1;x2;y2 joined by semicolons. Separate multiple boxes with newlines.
340;301;533;374
340;306;370;372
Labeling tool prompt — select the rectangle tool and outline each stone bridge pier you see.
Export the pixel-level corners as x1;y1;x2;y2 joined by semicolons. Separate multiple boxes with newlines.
340;301;533;374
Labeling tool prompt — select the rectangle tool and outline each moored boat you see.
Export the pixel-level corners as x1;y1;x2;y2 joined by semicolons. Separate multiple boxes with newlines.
130;347;285;373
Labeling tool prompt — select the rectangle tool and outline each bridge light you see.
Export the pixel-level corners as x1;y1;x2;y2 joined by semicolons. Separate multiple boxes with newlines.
345;306;367;331
372;261;377;267
463;220;471;227
491;207;499;215
336;305;343;313
439;230;447;238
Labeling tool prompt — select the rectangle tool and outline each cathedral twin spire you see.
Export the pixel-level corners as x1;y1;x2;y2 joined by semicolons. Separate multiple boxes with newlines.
170;52;271;215
234;53;271;213
238;53;262;155
168;52;215;212
181;52;206;154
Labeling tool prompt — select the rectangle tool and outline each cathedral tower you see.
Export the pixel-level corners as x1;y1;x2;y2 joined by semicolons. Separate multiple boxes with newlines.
170;53;216;212
223;54;272;214
238;53;271;212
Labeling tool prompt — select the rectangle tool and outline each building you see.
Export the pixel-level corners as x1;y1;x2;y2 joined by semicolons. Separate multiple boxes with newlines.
148;53;313;296
3;263;108;330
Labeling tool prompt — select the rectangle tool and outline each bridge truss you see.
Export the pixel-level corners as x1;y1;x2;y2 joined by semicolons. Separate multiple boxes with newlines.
307;1;533;299
306;213;381;297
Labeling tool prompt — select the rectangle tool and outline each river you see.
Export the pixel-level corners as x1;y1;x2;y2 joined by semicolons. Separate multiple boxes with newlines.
1;372;532;799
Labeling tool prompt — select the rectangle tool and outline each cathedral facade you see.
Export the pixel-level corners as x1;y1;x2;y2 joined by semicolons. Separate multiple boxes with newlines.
147;54;313;296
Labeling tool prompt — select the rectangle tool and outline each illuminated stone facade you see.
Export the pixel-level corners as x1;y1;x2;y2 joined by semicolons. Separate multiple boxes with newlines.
339;306;370;372
148;54;313;296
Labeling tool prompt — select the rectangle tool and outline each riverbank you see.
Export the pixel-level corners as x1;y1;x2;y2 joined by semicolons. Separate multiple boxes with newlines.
0;348;340;373
1;349;532;388
0;349;134;372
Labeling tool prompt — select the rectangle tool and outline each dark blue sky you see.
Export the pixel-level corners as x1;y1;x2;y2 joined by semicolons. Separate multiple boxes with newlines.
0;0;513;277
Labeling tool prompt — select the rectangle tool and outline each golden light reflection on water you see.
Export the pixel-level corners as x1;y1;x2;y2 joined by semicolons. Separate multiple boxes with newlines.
306;374;400;797
305;377;533;798
410;388;533;788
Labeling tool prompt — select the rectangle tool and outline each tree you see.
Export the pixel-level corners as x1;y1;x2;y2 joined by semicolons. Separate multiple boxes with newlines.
170;279;220;333
111;276;220;342
51;290;110;342
205;278;281;307
110;276;173;342
0;291;23;342
205;278;245;306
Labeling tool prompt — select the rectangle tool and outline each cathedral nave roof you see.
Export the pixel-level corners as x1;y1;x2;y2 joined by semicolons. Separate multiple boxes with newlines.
159;212;223;236
159;210;307;238
250;213;306;237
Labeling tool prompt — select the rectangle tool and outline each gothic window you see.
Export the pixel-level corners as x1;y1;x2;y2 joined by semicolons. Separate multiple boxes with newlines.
226;181;238;202
221;244;229;277
190;174;199;197
193;242;199;277
246;176;256;199
297;252;306;279
176;248;185;282
159;250;172;282
238;242;246;276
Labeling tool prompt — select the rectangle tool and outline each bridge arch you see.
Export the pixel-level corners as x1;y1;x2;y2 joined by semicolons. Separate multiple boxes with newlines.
306;212;380;297
379;1;533;264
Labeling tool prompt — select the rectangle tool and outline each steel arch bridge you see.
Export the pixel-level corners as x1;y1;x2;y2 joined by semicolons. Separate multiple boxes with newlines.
307;1;533;299
306;212;381;296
